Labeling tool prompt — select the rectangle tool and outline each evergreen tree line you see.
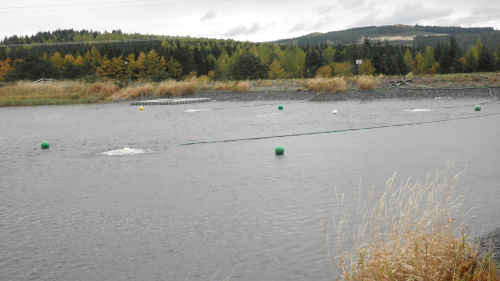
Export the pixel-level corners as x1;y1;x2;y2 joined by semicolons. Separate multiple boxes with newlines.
0;34;499;83
275;25;499;49
1;29;163;45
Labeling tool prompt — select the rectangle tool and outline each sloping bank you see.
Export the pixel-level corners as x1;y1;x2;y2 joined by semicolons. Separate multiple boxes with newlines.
181;87;499;101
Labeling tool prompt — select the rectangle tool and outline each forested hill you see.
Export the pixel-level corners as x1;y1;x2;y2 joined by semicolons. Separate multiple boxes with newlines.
0;29;175;45
274;25;500;50
0;27;499;83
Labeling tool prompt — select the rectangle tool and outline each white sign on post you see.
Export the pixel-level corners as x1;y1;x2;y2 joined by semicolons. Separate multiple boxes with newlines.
356;59;362;65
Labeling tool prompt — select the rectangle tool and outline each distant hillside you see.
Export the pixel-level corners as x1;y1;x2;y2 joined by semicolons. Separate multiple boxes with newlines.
274;25;500;50
0;29;191;46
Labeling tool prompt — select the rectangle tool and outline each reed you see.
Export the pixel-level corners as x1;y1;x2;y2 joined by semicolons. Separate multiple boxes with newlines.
110;83;155;100
157;79;196;97
0;80;120;106
213;81;237;91
323;163;499;281
237;81;249;93
306;77;348;94
356;75;380;90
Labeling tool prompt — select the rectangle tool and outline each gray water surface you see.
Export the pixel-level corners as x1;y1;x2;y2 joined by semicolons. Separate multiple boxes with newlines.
1;98;499;280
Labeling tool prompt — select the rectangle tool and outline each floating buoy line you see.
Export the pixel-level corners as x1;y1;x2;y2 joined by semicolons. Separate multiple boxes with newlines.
180;110;500;146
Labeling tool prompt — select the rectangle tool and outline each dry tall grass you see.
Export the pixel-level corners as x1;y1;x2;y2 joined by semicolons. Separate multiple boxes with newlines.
323;164;499;281
237;81;249;93
110;83;155;100
157;79;196;97
214;81;237;91
356;75;381;90
306;77;348;94
0;81;120;106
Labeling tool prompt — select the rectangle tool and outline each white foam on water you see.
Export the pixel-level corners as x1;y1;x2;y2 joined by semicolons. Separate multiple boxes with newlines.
258;113;280;117
405;109;432;112
102;147;152;156
184;109;211;112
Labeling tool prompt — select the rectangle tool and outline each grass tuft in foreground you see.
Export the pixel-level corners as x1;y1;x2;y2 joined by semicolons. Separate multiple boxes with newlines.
323;163;499;281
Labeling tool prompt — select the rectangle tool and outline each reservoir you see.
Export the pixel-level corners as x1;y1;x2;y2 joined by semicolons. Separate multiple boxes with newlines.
1;97;499;280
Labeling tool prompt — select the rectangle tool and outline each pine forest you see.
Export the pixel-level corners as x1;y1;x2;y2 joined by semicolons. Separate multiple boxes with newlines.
1;27;500;83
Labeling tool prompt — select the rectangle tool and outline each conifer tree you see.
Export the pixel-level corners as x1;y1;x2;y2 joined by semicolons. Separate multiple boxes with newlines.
463;51;477;72
304;49;323;78
110;55;126;80
135;52;147;78
166;57;183;80
477;45;495;72
414;52;425;74
268;58;286;79
395;49;408;75
89;46;102;72
403;49;413;72
145;49;162;76
231;52;266;80
125;53;137;80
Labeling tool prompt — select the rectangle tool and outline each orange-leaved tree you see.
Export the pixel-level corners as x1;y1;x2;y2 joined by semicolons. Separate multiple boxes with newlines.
0;58;14;80
316;66;332;78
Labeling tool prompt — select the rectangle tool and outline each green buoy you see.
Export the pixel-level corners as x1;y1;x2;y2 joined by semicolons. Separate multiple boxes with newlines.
41;141;50;149
475;105;481;111
275;145;284;155
278;105;283;110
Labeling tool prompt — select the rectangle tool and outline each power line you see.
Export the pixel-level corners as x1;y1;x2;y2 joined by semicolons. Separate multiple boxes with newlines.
0;0;238;14
1;0;172;10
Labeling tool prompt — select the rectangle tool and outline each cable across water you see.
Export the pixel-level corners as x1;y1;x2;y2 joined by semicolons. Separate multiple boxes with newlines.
180;85;499;145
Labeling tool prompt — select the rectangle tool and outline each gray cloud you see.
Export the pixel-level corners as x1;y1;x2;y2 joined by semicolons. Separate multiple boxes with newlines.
389;4;453;23
332;0;367;11
200;11;217;22
222;23;261;36
312;5;335;15
471;0;500;14
354;3;453;27
308;17;332;30
289;23;305;32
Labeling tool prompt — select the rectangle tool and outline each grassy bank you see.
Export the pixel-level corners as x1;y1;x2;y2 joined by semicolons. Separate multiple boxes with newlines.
1;72;499;106
0;80;252;107
323;164;499;280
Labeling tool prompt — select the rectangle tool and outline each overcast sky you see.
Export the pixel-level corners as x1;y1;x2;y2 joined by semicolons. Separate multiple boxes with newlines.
1;0;500;42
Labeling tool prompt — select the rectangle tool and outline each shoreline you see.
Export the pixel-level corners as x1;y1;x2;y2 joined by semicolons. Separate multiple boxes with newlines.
176;87;500;102
477;228;500;271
